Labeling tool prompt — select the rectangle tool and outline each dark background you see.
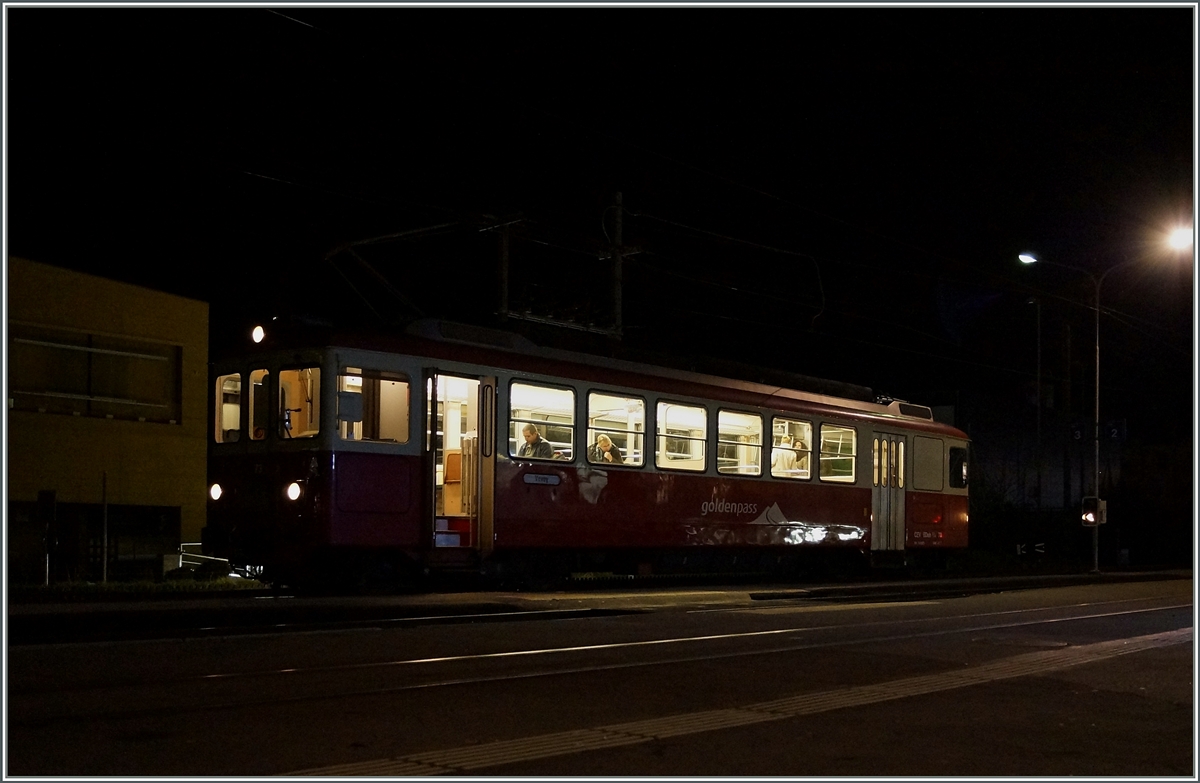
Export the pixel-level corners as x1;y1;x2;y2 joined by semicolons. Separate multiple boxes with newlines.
7;6;1195;566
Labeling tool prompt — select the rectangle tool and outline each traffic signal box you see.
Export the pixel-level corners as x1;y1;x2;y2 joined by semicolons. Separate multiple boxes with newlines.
1081;496;1107;526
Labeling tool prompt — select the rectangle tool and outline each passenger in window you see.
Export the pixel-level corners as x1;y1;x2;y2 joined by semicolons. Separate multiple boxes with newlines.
518;423;555;459
771;435;798;477
588;433;625;465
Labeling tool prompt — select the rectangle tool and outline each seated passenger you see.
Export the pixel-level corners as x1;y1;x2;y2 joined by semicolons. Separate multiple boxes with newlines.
587;433;625;465
517;423;555;459
771;434;798;476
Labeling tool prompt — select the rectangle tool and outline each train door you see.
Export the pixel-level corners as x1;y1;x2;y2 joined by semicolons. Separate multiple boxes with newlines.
871;431;906;551
424;372;495;557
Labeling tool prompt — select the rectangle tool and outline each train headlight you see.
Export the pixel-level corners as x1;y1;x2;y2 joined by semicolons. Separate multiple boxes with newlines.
286;482;302;501
209;483;223;501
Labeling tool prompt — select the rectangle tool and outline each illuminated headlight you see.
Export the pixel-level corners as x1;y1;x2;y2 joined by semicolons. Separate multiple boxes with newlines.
252;325;265;343
209;483;223;501
286;482;302;501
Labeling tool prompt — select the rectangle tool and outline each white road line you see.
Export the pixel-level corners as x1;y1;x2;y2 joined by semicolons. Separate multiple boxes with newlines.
284;626;1192;776
200;600;1190;682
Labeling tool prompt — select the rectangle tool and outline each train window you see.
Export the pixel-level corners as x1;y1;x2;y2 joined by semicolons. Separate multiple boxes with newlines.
770;417;812;479
587;392;644;466
510;382;575;460
278;367;321;439
656;401;706;471
249;369;269;440
338;368;410;443
214;373;242;443
717;410;761;475
913;436;945;491
949;446;969;488
819;424;857;483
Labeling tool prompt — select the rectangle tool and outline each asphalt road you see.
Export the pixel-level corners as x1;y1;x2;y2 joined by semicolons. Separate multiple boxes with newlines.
6;575;1193;776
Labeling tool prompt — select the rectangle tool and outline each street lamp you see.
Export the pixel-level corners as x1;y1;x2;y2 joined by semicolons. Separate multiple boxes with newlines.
1027;296;1041;509
1019;227;1193;572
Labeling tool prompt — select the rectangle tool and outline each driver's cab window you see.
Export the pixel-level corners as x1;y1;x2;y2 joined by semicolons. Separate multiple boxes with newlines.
249;369;269;440
278;367;321;439
214;373;242;443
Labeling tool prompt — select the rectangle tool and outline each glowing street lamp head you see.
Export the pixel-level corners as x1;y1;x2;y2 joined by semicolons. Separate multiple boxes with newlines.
252;325;265;343
1018;253;1039;265
1169;227;1193;251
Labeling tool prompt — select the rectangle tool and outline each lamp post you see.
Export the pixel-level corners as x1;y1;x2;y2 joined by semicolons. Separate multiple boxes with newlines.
1027;296;1041;508
1020;227;1193;572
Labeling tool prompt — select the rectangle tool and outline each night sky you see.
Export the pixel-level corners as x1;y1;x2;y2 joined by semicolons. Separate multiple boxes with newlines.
7;6;1195;459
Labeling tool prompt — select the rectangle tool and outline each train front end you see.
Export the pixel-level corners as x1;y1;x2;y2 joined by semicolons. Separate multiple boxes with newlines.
203;350;334;580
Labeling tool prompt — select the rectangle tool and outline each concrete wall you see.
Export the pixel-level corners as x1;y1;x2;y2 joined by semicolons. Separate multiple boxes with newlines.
7;256;209;545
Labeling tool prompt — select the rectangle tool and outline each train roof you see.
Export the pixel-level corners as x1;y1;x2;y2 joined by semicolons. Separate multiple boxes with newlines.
232;318;967;438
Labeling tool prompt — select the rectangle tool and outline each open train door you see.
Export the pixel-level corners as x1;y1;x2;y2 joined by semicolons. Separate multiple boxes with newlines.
870;430;907;562
424;371;495;568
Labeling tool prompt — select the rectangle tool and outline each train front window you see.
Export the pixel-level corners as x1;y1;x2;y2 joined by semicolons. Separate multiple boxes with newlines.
249;369;269;440
214;373;241;443
819;424;857;483
949;446;969;488
338;368;410;443
509;382;575;460
717;410;761;475
278;367;321;439
656;401;706;471
587;392;644;466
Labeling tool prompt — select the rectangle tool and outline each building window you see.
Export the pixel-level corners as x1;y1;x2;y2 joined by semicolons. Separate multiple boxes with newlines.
509;382;575;460
587;391;644;466
9;323;182;424
717;409;762;475
656;401;706;471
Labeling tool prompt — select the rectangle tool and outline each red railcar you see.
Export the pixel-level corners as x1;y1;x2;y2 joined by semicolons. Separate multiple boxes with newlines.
203;321;970;583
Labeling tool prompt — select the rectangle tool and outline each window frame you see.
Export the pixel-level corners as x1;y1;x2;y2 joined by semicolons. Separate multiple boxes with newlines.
508;379;577;462
655;399;708;472
716;408;763;476
337;367;412;444
585;389;646;468
818;422;858;483
949;446;970;489
770;416;814;480
277;365;322;440
214;372;243;443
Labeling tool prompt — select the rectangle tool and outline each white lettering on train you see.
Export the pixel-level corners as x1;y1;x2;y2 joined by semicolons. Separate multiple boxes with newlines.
700;498;759;517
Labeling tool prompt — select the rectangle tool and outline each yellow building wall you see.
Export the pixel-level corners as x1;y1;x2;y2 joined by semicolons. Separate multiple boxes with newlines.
6;257;209;543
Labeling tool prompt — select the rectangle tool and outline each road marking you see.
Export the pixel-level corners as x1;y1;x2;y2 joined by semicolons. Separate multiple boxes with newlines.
747;600;938;614
284;626;1191;776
